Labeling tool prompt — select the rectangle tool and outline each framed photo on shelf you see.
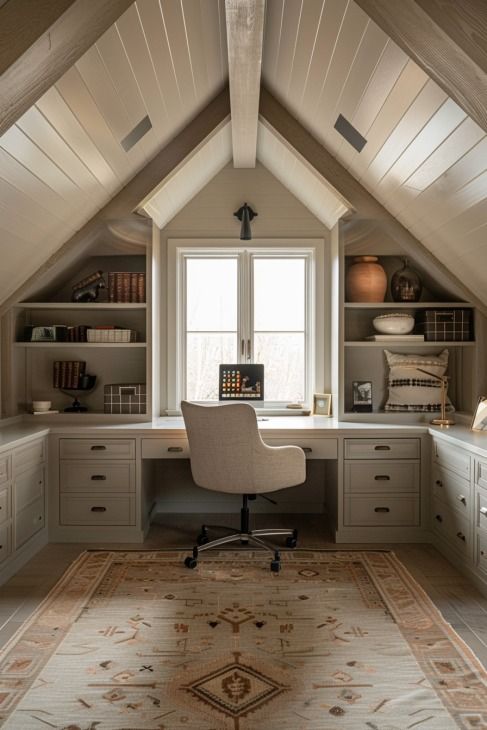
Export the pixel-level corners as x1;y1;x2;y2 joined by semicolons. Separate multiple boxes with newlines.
352;381;373;412
313;393;332;416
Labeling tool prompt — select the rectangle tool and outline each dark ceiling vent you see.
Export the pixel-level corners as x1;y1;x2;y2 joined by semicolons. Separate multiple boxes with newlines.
334;114;367;152
121;115;152;152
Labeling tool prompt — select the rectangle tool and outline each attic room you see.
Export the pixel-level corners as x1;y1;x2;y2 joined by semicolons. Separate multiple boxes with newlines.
1;0;487;726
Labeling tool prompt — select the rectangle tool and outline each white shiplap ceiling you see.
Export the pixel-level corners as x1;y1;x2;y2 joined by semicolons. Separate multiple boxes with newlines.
1;0;487;305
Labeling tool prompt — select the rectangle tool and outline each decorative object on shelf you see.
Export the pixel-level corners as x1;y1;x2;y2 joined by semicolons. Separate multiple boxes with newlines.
71;270;106;302
60;375;97;413
313;393;332;416
471;396;487;432
373;313;415;335
107;272;146;302
352;381;373;412
384;349;454;415
25;325;68;342
86;327;137;343
391;258;422;302
104;383;146;414
346;256;387;302
67;325;90;342
417;309;472;341
234;202;257;240
53;360;86;389
32;400;51;412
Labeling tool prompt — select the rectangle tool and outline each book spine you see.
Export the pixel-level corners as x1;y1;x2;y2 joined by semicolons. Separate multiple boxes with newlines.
108;272;115;302
130;273;138;303
122;272;131;303
53;361;60;388
60;361;67;389
72;361;80;389
137;273;145;303
116;273;123;303
66;361;73;389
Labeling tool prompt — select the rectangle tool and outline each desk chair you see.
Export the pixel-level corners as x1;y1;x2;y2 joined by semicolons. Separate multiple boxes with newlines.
181;400;306;572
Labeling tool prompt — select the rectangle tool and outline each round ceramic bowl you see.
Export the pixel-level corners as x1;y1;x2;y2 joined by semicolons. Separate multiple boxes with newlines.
32;400;51;412
373;313;415;335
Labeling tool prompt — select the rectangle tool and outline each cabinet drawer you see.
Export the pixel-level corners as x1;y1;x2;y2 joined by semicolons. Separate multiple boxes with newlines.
0;523;9;564
433;439;470;480
15;465;44;513
60;495;134;526
344;460;419;494
13;438;45;474
141;438;190;459
476;458;487;490
433;465;471;518
476;488;487;533
344;494;419;526
59;439;135;460
344;438;420;460
476;533;487;576
263;437;338;459
0;487;10;525
60;461;135;493
432;498;470;558
0;453;10;485
15;496;44;549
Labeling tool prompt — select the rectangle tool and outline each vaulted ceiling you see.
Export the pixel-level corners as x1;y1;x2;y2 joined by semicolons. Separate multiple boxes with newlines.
1;0;486;306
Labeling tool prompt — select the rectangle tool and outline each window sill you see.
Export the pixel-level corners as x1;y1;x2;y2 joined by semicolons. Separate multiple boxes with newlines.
165;407;312;417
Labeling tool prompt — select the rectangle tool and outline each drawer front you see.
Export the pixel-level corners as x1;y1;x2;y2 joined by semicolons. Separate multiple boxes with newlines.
433;439;470;480
0;453;10;484
12;438;45;474
476;458;487;490
433;465;471;518
476;487;487;533
263;437;338;460
432;498;470;558
141;438;190;459
476;533;487;576
344;460;420;494
15;466;44;513
15;496;44;549
60;461;135;493
344;495;419;526
0;487;10;525
344;438;420;460
59;439;135;460
0;523;10;564
60;495;134;526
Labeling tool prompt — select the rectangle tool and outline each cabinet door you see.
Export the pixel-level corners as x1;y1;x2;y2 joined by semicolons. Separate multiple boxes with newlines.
344;439;420;460
433;439;470;480
15;466;44;513
0;487;9;525
344;461;420;493
0;453;10;484
60;439;135;460
13;439;45;474
15;497;44;549
60;461;135;493
432;465;471;518
0;523;9;563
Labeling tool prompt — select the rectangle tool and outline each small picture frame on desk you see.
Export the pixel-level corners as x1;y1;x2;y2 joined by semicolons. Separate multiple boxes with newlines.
352;381;373;413
313;393;332;416
471;395;487;431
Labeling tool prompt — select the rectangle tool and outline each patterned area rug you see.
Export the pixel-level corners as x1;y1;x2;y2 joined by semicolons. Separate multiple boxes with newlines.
0;550;486;729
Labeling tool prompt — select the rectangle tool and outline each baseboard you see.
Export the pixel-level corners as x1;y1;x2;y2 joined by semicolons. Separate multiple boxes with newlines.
0;528;48;586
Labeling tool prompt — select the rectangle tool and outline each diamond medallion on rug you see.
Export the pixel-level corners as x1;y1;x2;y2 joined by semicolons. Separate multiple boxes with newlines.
0;550;486;729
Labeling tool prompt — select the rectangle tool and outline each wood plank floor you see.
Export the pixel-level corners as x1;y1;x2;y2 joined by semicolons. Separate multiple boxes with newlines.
1;512;487;668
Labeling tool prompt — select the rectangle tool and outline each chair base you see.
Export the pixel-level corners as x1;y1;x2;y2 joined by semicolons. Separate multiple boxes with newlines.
184;494;298;571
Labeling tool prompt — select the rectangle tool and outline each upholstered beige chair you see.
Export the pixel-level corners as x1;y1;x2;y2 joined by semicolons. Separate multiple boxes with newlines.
181;400;306;571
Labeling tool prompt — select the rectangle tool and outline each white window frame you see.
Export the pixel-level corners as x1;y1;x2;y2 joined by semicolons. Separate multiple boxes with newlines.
166;239;325;414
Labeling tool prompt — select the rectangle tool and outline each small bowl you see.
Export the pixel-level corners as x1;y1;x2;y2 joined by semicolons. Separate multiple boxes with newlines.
373;313;415;335
32;400;51;412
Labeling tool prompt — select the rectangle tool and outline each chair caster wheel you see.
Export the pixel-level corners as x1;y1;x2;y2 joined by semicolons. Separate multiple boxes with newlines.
197;533;209;546
184;557;198;569
285;536;297;548
270;560;281;573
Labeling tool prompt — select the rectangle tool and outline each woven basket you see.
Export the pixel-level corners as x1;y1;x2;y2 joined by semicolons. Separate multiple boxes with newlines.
86;329;137;343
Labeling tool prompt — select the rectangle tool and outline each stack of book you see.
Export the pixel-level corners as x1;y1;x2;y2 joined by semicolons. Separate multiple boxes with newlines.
67;325;89;342
107;272;145;302
53;361;86;389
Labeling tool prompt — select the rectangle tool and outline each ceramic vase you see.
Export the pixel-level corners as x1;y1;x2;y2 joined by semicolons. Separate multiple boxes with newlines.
391;258;422;302
346;255;387;303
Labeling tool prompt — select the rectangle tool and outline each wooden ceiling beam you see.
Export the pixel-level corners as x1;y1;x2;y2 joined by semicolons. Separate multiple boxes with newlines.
259;86;487;316
0;87;230;315
0;0;134;136
225;0;265;167
354;0;487;133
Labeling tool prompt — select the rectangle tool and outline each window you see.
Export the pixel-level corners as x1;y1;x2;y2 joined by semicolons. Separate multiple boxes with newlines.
166;240;325;412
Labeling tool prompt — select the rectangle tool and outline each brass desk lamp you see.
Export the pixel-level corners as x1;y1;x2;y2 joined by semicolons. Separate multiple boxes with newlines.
415;367;455;426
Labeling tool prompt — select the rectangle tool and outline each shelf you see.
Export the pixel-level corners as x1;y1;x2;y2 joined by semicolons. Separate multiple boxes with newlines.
15;342;147;348
344;302;472;309
16;302;146;310
344;341;475;347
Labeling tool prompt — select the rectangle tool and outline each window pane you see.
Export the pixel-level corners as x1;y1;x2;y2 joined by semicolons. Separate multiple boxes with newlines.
254;333;305;401
253;258;305;331
186;333;237;400
186;258;238;331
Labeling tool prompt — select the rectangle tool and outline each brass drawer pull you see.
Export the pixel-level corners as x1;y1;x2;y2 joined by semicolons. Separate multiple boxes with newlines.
91;475;107;481
480;507;487;516
167;446;183;453
374;445;391;451
435;514;443;523
374;507;390;513
91;445;106;451
302;447;313;453
456;531;466;542
457;495;467;505
374;475;390;481
91;506;107;512
435;480;443;487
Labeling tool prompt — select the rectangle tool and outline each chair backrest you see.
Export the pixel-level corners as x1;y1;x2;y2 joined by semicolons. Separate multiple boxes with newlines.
181;400;264;493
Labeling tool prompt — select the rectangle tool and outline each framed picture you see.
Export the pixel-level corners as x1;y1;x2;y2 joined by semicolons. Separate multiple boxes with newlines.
471;395;487;431
313;393;331;416
352;381;373;413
